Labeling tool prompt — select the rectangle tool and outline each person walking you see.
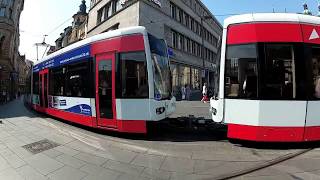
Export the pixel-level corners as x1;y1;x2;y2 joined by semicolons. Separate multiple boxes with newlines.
201;83;208;103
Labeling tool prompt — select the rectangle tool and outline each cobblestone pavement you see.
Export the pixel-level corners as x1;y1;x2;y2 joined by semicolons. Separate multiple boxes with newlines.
0;98;317;180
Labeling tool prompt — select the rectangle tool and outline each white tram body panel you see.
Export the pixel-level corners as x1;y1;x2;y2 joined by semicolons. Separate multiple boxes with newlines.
211;13;320;142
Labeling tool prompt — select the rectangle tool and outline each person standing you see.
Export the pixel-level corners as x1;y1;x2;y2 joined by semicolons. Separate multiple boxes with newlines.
186;85;191;101
201;83;208;103
181;85;186;100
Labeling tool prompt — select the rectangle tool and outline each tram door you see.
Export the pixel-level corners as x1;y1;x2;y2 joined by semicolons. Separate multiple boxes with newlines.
95;52;117;128
39;69;49;108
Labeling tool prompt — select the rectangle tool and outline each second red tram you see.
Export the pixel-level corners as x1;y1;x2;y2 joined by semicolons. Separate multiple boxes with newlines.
211;13;320;142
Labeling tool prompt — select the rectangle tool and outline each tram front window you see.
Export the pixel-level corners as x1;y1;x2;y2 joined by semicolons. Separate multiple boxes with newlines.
149;34;172;100
311;47;320;99
225;44;258;99
262;45;296;99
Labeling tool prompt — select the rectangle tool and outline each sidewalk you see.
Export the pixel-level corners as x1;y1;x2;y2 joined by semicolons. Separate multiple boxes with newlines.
0;99;317;180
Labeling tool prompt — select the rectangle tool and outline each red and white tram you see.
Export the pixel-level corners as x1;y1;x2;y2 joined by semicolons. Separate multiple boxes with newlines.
211;13;320;142
31;26;176;134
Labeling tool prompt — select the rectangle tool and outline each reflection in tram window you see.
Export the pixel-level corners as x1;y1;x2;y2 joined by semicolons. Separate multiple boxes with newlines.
263;45;296;99
311;47;320;99
65;61;91;98
50;67;66;96
118;52;148;98
225;44;258;99
33;72;39;94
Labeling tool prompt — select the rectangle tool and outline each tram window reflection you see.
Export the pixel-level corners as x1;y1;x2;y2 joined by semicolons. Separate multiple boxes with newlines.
33;72;39;94
225;44;258;99
311;47;320;99
263;45;296;99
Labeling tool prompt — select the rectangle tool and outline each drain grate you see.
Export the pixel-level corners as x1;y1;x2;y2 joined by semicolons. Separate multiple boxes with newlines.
22;139;60;154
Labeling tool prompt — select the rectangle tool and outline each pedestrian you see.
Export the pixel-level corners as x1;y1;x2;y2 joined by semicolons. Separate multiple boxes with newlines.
201;83;208;103
2;90;6;103
315;76;320;98
181;85;186;100
186;85;191;101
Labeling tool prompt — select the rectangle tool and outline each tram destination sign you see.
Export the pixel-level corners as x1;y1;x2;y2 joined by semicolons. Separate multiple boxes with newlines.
33;45;90;72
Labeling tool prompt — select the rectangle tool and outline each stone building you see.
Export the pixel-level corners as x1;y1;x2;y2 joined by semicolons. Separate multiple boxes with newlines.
54;0;88;51
0;0;24;101
87;0;222;98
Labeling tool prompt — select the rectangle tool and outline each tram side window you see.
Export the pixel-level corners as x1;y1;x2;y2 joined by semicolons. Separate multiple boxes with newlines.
262;45;296;99
65;61;91;98
50;67;66;96
225;44;258;99
311;47;320;99
118;52;148;98
33;72;39;94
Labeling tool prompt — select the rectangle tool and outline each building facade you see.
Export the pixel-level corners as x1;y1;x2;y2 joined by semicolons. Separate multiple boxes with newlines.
0;0;24;101
87;0;222;98
54;0;88;51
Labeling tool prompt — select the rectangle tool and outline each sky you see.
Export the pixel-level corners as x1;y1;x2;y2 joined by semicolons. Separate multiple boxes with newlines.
19;0;320;61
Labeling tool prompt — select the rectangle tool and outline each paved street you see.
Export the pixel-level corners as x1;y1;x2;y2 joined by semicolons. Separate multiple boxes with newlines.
0;98;318;180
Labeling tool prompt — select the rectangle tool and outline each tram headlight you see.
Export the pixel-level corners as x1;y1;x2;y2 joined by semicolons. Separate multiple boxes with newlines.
211;107;217;115
156;107;165;115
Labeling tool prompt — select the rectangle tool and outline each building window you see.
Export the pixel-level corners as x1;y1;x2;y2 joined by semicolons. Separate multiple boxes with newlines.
178;8;183;23
170;2;176;19
0;8;5;17
116;0;123;11
184;13;189;27
172;30;177;48
97;0;123;25
97;7;104;23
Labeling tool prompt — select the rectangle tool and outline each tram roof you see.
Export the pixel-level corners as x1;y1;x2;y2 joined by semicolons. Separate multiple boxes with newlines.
224;13;320;28
35;26;147;65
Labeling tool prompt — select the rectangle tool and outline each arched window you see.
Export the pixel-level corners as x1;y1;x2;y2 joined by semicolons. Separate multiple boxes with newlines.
0;35;5;53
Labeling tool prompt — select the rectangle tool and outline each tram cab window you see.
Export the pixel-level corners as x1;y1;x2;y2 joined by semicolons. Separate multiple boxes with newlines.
311;47;320;99
118;52;148;98
225;44;258;99
262;45;296;99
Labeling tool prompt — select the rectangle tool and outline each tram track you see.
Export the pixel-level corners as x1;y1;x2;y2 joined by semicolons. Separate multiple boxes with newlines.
210;148;314;180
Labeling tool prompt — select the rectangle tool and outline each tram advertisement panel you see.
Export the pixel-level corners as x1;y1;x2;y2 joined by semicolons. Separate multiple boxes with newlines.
50;96;92;116
33;45;90;73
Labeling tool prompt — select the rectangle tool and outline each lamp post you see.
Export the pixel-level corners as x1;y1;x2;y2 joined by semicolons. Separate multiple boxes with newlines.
201;15;212;86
